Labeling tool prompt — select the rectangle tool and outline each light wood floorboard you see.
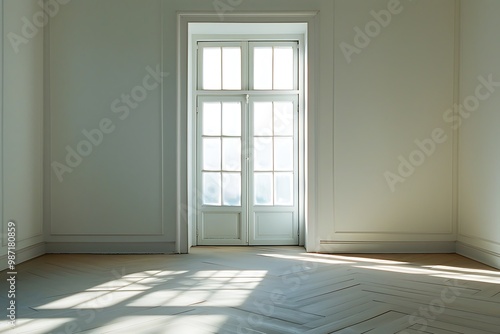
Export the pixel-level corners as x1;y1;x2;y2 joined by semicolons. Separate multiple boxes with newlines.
1;247;499;333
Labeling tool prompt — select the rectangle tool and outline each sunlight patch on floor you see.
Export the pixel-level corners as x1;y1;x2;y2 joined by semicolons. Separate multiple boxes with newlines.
432;273;500;284
425;265;500;276
260;253;353;264
307;253;409;265
355;265;444;275
3;318;74;334
36;291;144;310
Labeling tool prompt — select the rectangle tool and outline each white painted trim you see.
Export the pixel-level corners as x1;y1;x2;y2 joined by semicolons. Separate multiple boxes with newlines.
159;0;166;242
452;0;461;239
0;0;4;253
46;242;176;254
304;12;319;252
177;13;188;254
320;241;456;254
180;12;319;19
331;231;456;236
43;0;52;242
458;232;500;246
0;242;46;271
457;241;500;270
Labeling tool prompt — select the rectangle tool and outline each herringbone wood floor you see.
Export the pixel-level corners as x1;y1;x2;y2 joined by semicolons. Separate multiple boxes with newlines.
1;247;500;333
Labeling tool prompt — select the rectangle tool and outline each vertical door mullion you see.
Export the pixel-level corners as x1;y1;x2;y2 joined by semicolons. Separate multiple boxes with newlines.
243;41;250;244
244;95;250;244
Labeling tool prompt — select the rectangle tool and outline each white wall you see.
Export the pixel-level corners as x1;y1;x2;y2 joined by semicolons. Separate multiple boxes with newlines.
0;0;45;270
326;0;457;252
46;0;172;252
457;0;500;268
45;0;458;254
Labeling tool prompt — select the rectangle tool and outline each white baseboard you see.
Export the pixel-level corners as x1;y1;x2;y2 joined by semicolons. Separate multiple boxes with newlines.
456;241;500;270
6;241;498;271
46;242;177;254
319;241;456;254
0;242;46;271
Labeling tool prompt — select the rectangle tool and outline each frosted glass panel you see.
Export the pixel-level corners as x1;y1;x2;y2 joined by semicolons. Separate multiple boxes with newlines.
222;48;241;90
274;102;294;136
203;138;221;171
203;172;221;205
222;102;241;136
274;138;293;171
275;172;293;206
222;138;241;171
254;48;272;89
274;47;294;90
203;103;221;136
223;173;241;206
254;173;273;205
254;137;273;171
253;102;273;136
203;48;221;90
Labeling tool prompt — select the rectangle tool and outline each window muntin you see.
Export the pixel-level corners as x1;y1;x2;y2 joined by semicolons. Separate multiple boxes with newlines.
197;41;299;208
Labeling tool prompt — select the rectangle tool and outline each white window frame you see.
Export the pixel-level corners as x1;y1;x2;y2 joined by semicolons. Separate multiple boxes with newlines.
177;15;319;253
195;37;303;247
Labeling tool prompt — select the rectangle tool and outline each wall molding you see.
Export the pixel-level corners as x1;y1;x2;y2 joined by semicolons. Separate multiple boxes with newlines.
458;232;500;246
331;231;455;235
46;242;176;254
320;241;456;254
0;0;4;256
0;242;45;271
451;0;461;241
456;241;500;270
45;1;166;238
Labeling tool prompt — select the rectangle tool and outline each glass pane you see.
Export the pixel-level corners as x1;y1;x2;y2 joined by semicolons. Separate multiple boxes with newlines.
254;172;273;205
253;102;273;136
222;47;242;90
274;138;293;171
273;47;294;90
222;102;241;136
203;103;221;136
203;47;221;90
274;102;294;136
254;137;273;171
275;172;293;206
222;138;241;171
223;173;241;206
253;47;272;90
203;138;221;171
203;172;221;205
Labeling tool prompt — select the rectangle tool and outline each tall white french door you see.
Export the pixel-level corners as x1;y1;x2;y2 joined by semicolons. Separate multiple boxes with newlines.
196;41;301;245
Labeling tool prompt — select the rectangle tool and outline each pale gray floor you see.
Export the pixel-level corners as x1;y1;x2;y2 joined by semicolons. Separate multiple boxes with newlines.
1;247;499;333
